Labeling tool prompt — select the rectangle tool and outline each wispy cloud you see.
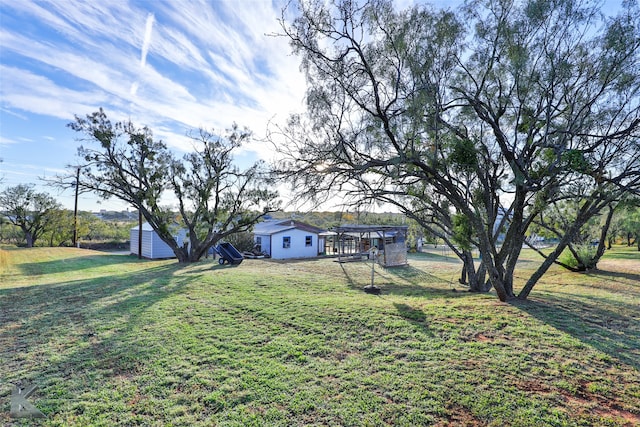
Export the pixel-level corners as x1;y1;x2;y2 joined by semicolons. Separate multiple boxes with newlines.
140;13;155;68
0;0;307;161
0;107;28;120
0;135;19;145
0;65;107;120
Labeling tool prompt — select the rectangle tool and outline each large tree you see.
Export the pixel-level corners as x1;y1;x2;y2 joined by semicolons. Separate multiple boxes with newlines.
0;184;60;247
66;109;279;263
275;0;640;300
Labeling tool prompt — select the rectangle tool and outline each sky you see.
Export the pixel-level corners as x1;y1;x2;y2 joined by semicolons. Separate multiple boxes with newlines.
0;0;625;213
0;0;314;212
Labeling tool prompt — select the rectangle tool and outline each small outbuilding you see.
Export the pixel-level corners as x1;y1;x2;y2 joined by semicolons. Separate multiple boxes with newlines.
331;225;409;267
130;223;186;259
253;219;326;259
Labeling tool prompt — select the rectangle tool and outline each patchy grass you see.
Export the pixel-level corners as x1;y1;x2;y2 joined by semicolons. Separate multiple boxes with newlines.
0;248;9;273
0;246;638;426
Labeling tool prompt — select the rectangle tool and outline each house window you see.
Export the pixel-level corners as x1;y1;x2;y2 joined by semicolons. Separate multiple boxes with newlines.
305;235;313;247
255;236;262;252
283;236;291;248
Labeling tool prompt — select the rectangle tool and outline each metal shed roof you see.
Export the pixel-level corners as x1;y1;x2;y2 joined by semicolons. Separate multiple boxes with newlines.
332;225;408;238
332;225;409;233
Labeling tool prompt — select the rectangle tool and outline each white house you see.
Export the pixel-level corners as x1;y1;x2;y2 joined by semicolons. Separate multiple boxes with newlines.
130;223;186;259
253;219;325;259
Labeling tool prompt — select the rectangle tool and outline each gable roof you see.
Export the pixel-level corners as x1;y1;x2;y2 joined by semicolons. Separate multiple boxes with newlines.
253;219;325;236
130;222;155;232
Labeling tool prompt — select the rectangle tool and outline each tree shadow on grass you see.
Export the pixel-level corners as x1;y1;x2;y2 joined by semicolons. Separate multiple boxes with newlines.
15;253;158;277
589;268;640;286
339;261;478;300
0;262;194;419
409;251;461;263
393;302;428;323
382;265;450;286
513;294;640;370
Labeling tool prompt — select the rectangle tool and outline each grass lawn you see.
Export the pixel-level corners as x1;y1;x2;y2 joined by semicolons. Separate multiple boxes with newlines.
0;246;638;426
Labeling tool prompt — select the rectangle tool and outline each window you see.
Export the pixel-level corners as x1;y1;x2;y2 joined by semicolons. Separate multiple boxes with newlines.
283;236;291;248
255;236;262;252
305;235;313;247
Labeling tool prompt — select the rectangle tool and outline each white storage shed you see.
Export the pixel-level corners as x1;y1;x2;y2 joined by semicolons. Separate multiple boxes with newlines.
130;223;185;259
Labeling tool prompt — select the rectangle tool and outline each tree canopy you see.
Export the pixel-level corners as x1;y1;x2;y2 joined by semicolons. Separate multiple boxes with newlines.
66;109;279;263
0;184;60;248
275;0;640;300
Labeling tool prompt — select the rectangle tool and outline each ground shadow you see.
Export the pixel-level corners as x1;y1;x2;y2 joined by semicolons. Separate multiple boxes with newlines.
589;268;640;285
16;253;155;277
382;265;449;286
0;261;194;418
410;250;461;263
393;302;428;323
339;262;359;289
392;302;438;339
339;260;479;300
514;295;640;370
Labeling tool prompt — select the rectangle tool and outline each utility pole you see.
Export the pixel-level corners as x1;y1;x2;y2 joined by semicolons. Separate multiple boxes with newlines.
138;207;142;259
72;167;80;247
137;141;145;259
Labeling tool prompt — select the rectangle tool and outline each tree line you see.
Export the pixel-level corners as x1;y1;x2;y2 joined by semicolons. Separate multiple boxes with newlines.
3;183;638;257
0;185;132;248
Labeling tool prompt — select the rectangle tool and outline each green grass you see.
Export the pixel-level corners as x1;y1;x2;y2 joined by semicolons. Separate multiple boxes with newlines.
1;246;639;426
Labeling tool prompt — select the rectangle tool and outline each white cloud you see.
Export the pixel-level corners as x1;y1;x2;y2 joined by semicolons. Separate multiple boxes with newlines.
0;0;308;172
140;13;155;68
129;81;139;97
0;135;19;145
0;65;108;120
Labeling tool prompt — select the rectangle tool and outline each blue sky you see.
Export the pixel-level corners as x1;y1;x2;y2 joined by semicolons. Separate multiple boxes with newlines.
0;0;310;211
0;0;625;212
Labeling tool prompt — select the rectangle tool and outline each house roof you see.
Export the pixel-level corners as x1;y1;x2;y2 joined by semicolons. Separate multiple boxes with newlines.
253;219;325;236
332;224;408;239
130;222;155;231
130;222;183;233
332;224;409;233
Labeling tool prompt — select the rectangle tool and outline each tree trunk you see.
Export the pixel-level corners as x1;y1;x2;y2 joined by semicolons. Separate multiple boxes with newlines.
459;261;467;285
480;254;512;301
25;231;34;248
592;205;615;268
503;238;525;298
463;250;491;292
487;269;511;301
468;262;490;292
519;227;577;299
477;263;490;291
563;205;615;271
475;230;512;301
175;247;190;263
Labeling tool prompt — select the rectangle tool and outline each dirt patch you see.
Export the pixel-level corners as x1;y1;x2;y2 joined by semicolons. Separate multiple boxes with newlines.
597;259;640;275
558;382;640;427
435;404;483;426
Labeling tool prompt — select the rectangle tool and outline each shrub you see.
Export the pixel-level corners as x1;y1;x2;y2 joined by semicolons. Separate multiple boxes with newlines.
559;244;598;270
